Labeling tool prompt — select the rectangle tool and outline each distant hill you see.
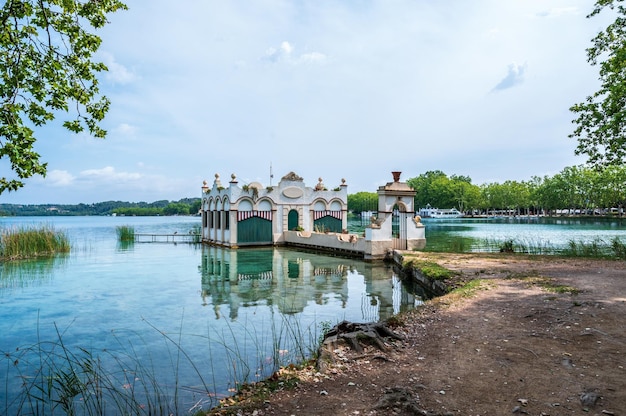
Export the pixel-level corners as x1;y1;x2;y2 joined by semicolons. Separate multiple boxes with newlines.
0;198;201;216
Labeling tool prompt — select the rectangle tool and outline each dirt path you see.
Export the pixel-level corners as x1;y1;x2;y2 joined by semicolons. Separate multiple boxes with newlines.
207;254;626;415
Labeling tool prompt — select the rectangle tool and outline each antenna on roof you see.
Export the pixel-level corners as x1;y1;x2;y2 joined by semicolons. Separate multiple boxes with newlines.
270;162;274;186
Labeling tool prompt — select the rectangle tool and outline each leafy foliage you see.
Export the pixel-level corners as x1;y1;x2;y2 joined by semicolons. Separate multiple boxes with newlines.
347;191;378;214
570;0;626;167
407;171;481;213
0;0;127;194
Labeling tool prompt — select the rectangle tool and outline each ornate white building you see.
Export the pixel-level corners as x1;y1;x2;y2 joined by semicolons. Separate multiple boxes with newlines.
200;172;348;247
200;171;425;260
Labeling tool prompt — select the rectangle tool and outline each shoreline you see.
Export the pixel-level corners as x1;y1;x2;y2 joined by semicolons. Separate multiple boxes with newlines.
205;253;626;415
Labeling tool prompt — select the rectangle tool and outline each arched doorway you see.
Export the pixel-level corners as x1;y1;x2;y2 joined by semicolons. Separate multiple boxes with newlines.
392;202;408;250
288;209;299;230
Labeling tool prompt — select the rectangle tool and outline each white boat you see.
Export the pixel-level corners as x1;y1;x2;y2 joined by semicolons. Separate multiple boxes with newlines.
418;206;464;219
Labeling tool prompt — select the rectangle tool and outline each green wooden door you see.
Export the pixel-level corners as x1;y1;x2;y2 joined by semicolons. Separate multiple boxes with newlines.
288;209;299;230
237;216;273;244
313;215;342;233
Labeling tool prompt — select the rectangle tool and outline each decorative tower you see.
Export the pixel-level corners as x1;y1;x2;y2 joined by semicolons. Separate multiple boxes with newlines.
365;171;425;258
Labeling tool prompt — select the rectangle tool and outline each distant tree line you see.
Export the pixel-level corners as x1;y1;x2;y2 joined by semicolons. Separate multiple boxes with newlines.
348;165;626;216
0;198;201;217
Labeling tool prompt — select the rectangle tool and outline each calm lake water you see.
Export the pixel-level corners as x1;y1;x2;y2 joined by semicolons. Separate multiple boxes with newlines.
1;215;624;414
0;216;422;415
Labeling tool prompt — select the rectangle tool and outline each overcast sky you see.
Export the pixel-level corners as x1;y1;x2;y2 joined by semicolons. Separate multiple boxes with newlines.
0;0;613;205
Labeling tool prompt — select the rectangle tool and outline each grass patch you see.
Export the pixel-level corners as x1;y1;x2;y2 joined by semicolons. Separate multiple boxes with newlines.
447;279;493;299
0;224;70;260
429;279;494;307
516;275;580;295
504;271;580;295
403;259;456;281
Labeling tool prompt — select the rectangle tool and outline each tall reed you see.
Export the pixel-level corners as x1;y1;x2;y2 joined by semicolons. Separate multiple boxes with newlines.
2;311;329;415
3;318;216;416
116;225;135;242
561;237;626;259
0;224;70;260
201;309;327;400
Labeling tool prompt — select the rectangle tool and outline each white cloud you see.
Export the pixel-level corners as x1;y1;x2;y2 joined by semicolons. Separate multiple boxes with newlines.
264;41;293;62
79;166;142;183
100;52;136;84
113;123;137;136
45;170;75;187
300;52;327;64
536;7;580;18
492;62;527;91
263;41;326;64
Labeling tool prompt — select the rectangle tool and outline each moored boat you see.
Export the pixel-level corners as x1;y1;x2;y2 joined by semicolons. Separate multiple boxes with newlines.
418;206;464;219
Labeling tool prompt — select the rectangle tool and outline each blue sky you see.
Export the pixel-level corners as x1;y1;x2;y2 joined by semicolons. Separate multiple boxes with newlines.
0;0;611;204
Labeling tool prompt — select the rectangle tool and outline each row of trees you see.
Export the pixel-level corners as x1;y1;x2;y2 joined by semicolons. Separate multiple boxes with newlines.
0;198;201;216
112;201;199;216
348;165;626;216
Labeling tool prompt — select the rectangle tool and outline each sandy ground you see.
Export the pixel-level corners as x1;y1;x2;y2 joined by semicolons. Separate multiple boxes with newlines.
206;253;626;416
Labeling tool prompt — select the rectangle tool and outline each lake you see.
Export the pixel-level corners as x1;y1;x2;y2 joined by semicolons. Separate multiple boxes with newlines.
0;216;423;415
1;215;624;415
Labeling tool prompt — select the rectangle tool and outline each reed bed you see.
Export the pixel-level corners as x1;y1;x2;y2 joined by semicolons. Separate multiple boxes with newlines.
116;225;135;242
560;237;626;259
477;236;626;259
0;224;70;260
480;237;556;255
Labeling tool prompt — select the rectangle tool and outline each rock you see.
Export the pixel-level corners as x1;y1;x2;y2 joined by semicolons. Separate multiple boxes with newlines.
580;391;599;408
373;386;424;414
561;357;574;369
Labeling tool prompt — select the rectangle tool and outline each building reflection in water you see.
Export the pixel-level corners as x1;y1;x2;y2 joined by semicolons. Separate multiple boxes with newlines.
198;246;425;322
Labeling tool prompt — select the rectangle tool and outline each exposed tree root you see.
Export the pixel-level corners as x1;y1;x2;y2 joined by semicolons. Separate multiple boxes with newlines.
321;320;405;354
